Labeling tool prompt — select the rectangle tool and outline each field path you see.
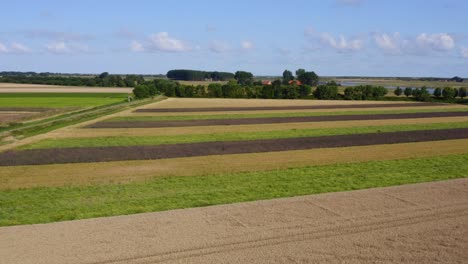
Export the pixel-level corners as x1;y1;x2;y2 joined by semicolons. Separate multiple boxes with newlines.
1;178;467;264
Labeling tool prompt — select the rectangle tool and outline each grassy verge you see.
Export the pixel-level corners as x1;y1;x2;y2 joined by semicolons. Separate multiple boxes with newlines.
0;96;165;141
109;107;468;122
1;153;467;226
19;121;468;149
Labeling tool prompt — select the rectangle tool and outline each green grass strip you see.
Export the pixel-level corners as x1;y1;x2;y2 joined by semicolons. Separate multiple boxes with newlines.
1;153;467;226
108;108;468;122
20;121;468;150
0;93;128;108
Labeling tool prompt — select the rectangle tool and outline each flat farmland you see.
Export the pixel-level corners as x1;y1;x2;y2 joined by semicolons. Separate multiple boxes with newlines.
1;97;468;227
0;86;132;144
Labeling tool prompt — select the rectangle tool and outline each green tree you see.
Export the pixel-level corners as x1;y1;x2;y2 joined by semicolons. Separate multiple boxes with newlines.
282;70;294;84
404;87;412;97
442;87;457;100
99;72;109;79
394;86;403;96
234;71;254;86
313;82;338;99
297;71;319;86
458;87;467;99
433;87;442;98
133;85;150;99
295;69;306;77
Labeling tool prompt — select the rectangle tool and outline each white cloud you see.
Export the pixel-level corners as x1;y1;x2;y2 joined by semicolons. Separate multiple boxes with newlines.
209;41;230;53
45;41;89;54
0;42;32;53
461;47;468;59
11;42;32;53
374;32;401;54
241;40;254;50
374;32;456;55
130;41;144;52
320;33;364;52
415;33;454;51
147;32;191;52
129;32;191;53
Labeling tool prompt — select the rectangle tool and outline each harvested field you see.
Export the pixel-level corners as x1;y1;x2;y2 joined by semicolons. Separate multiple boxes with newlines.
1;179;467;264
0;112;37;123
57;116;468;138
2;139;467;189
1;128;468;166
135;102;446;112
147;97;418;108
89;111;468;128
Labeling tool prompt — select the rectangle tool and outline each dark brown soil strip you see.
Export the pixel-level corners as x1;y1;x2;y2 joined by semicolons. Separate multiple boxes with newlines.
0;107;52;112
135;103;444;113
1;128;467;166
88;111;468;128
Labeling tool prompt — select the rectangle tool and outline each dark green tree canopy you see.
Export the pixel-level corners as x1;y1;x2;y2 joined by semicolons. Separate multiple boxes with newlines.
234;71;254;85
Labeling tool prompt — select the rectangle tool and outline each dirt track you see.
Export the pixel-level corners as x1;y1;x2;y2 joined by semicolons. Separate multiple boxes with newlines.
1;128;468;166
89;111;468;128
135;102;445;112
1;179;467;264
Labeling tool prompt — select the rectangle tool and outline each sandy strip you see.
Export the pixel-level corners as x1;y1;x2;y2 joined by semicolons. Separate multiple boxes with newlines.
1;178;467;264
145;97;425;108
134;102;447;112
1;139;467;189
52;116;468;138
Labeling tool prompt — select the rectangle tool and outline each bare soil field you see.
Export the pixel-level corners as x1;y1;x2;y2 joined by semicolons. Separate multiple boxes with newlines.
89;111;468;128
2;139;467;189
0;83;133;93
135;102;445;112
0;112;37;124
1;179;466;264
1;128;467;166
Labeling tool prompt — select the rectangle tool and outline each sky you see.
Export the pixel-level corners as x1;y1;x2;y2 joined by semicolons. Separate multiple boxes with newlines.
0;0;467;77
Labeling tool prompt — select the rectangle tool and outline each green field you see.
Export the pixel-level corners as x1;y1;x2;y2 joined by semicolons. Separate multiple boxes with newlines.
0;93;128;108
1;154;466;226
109;108;468;122
20;121;468;149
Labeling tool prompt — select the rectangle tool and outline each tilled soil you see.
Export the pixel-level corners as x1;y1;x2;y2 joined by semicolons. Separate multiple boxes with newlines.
1;179;467;264
0;107;51;112
135;102;445;112
88;111;468;128
1;128;468;166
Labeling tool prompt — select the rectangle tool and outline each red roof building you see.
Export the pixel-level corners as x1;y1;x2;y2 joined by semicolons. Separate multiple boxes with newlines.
288;80;302;85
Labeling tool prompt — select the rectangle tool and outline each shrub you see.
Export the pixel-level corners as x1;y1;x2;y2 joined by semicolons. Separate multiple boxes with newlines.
442;87;457;100
313;82;338;99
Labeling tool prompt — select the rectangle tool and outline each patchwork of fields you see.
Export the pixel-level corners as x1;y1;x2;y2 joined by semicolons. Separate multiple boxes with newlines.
1;97;468;226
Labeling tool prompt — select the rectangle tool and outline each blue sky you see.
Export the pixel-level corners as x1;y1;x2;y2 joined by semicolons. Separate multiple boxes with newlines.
1;0;467;77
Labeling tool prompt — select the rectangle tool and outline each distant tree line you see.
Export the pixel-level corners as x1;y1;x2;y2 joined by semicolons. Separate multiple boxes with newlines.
394;86;467;101
167;70;235;81
0;72;145;87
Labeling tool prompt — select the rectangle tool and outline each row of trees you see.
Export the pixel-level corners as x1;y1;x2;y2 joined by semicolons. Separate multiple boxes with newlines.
166;70;235;81
134;79;313;100
282;69;319;86
134;79;388;101
0;72;145;87
394;86;467;101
